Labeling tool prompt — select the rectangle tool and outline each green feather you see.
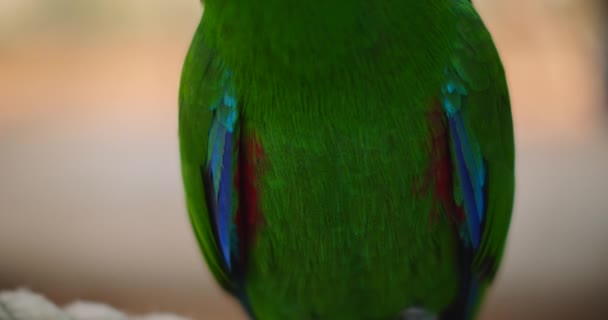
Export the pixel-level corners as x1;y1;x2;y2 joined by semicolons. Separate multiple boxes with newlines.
450;1;515;268
179;1;514;319
447;2;515;317
179;20;236;291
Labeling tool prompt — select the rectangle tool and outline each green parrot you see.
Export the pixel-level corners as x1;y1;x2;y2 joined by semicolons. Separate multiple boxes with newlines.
178;0;515;319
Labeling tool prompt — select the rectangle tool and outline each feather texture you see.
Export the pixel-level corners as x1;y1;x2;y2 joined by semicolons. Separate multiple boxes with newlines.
179;1;514;319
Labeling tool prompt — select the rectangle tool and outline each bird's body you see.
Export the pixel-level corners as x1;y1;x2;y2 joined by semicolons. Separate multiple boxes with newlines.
179;1;514;319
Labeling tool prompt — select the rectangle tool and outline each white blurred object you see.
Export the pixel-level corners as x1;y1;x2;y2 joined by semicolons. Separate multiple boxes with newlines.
0;289;190;320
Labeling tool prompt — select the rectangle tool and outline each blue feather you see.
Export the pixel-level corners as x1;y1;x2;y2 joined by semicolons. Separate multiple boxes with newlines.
442;77;485;249
217;130;234;270
448;115;481;249
210;125;225;195
453;117;484;220
206;70;240;270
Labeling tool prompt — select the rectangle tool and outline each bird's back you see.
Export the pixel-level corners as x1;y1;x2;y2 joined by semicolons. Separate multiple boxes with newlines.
179;1;513;319
242;95;464;319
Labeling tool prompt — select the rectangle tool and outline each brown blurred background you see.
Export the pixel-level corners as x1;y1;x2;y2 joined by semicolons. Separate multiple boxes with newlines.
1;0;607;319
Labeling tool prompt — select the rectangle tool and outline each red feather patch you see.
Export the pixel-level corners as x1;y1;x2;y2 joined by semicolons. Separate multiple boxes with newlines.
415;102;465;225
234;132;266;262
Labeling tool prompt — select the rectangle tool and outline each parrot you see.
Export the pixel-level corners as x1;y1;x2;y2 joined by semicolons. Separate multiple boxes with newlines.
178;0;515;319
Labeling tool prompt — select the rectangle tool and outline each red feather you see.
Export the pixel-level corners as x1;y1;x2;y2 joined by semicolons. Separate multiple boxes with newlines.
234;132;266;262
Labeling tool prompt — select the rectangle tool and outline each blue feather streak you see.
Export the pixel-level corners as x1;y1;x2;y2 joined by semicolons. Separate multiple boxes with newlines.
452;115;485;222
210;124;225;196
448;115;481;249
217;130;234;270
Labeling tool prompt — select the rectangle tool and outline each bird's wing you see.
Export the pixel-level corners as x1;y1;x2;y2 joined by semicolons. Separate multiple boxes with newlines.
178;20;241;292
441;1;515;316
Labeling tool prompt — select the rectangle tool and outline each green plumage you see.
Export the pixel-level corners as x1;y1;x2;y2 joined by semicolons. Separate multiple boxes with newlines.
179;0;514;319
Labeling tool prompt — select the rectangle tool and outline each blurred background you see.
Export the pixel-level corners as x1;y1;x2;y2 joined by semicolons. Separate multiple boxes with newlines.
1;0;607;319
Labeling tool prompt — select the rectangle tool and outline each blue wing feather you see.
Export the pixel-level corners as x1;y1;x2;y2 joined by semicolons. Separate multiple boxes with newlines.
442;51;490;320
442;95;487;319
442;78;486;250
447;114;482;249
217;129;234;270
437;1;514;318
206;71;239;271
